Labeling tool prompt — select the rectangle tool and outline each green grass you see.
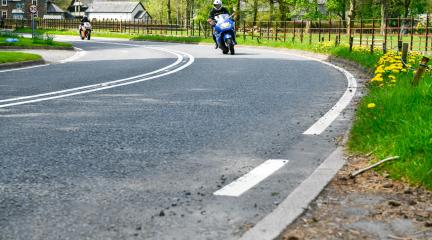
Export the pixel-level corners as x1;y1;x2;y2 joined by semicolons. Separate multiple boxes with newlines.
0;51;42;64
0;36;72;49
349;72;432;189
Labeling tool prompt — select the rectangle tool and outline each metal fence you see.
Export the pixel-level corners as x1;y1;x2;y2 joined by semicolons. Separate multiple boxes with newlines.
1;15;431;53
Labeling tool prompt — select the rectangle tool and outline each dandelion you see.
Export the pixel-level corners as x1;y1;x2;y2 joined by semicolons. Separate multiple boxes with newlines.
368;103;376;109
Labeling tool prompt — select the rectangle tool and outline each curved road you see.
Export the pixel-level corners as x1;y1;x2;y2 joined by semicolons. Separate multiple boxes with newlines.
0;37;350;239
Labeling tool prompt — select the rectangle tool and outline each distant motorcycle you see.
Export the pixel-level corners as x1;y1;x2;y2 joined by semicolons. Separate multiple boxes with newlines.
213;14;236;55
79;22;92;40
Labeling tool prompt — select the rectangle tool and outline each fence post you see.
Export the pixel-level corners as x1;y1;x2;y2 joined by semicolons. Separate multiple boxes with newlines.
398;40;403;52
371;19;375;53
397;16;401;42
402;43;409;63
384;18;388;53
360;17;363;46
198;20;201;37
349;36;354;52
275;21;278;41
410;17;414;51
338;19;342;45
412;57;430;86
243;20;246;41
318;19;321;42
426;13;429;52
293;20;296;42
300;20;304;43
267;20;270;40
309;21;312;44
283;21;287;42
259;21;262;38
328;18;331;41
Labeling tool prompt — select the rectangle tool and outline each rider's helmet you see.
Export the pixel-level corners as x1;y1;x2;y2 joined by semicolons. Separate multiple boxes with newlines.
213;0;222;10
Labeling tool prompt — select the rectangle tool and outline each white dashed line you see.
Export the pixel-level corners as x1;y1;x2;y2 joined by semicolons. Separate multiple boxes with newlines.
214;159;289;197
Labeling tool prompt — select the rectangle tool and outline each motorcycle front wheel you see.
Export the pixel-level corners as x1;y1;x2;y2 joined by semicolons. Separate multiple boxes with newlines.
226;39;235;55
87;31;91;40
80;30;85;40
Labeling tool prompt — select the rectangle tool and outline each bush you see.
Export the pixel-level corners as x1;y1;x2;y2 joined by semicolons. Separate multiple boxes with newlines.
32;33;55;45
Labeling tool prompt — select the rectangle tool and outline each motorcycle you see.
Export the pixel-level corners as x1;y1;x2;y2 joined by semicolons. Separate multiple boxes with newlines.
79;22;92;40
213;14;236;55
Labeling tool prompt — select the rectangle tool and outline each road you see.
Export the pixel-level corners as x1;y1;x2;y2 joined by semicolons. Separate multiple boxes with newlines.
0;37;352;239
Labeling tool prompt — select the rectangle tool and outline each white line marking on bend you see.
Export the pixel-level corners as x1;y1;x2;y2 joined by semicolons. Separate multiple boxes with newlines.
0;48;194;108
0;64;50;73
303;62;357;135
0;49;183;104
60;47;86;63
246;48;358;135
214;159;289;197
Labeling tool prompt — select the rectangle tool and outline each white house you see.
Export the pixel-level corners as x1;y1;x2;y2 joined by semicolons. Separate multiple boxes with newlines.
85;1;151;21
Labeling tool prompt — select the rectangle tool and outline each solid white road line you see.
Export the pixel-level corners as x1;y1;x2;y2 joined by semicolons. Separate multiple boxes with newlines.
251;48;358;136
303;62;357;135
0;64;50;73
0;47;194;108
0;49;183;104
240;148;345;240
214;159;289;197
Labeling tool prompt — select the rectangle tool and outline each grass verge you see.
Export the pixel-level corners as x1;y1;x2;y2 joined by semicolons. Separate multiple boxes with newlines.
1;30;72;49
0;51;42;64
348;51;432;190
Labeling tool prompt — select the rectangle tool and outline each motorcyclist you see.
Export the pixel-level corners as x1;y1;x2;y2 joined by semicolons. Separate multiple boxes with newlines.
207;0;230;49
79;16;90;37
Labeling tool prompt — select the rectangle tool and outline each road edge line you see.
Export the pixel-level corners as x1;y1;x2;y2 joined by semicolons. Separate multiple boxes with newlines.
240;51;359;240
240;147;345;240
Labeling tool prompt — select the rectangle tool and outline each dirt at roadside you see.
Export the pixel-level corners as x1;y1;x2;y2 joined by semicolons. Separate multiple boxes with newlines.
279;153;432;240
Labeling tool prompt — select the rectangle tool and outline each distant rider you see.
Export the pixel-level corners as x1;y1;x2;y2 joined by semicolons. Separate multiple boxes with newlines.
81;16;90;24
207;0;230;49
79;16;90;35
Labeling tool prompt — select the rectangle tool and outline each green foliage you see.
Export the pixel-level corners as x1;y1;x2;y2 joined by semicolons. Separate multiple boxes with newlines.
140;0;429;23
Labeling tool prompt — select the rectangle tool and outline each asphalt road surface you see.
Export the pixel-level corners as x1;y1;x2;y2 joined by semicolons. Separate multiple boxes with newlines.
0;37;350;240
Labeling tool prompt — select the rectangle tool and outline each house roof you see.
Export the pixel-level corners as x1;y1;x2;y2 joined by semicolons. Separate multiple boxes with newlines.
86;1;142;13
70;0;94;8
47;2;66;13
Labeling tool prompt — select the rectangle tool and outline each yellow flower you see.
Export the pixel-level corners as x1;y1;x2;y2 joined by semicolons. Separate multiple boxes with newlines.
368;103;376;109
390;79;397;83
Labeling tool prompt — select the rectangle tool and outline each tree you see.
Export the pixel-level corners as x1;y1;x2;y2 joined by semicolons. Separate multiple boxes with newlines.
278;0;290;21
326;0;347;21
268;0;275;21
167;0;172;23
347;0;357;34
252;0;259;25
381;0;387;34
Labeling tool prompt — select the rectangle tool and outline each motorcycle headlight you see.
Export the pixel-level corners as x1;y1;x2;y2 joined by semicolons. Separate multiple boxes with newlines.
220;22;231;29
